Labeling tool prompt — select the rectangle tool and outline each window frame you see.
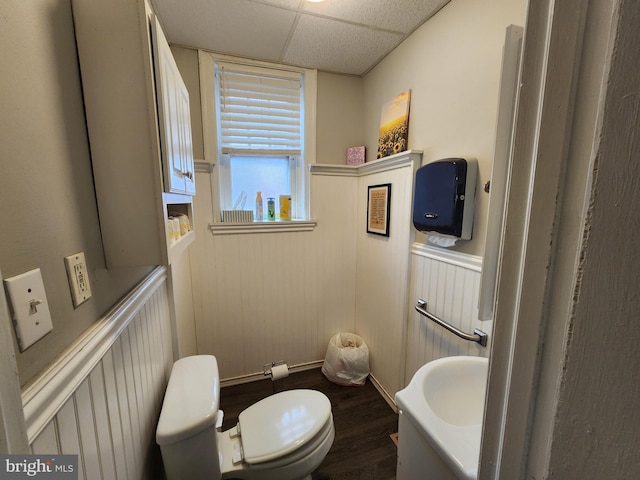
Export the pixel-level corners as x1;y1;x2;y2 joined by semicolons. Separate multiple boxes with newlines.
199;51;317;223
218;153;304;220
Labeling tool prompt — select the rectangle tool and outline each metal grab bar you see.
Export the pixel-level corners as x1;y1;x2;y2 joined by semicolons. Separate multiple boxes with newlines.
415;299;488;347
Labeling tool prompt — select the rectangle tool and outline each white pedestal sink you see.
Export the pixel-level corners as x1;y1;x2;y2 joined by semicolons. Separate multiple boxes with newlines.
395;356;489;480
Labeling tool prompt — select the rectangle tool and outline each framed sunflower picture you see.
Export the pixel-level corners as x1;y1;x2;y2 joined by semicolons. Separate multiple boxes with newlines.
377;91;411;159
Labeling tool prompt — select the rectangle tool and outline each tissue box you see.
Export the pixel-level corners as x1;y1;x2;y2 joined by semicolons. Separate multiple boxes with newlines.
346;146;366;165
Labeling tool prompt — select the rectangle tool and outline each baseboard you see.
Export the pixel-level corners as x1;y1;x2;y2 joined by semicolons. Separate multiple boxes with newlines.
219;363;400;415
369;373;399;413
220;360;325;388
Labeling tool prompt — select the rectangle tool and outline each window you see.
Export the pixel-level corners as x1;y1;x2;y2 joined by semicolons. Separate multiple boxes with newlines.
199;53;317;222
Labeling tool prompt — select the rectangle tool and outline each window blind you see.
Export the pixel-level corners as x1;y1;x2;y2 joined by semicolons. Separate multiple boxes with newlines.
216;62;303;156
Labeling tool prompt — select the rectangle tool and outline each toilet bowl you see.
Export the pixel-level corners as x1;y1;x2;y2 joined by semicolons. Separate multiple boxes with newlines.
156;355;335;480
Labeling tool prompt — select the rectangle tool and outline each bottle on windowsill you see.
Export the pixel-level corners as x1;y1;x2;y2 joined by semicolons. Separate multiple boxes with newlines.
267;197;276;221
255;191;263;221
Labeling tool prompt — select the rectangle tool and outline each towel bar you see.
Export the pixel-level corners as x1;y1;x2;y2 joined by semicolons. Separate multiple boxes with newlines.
415;299;488;347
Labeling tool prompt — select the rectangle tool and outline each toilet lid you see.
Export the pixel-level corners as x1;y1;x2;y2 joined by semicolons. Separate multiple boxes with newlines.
238;389;332;464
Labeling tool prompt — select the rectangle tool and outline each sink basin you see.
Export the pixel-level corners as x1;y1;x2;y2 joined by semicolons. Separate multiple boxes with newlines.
421;356;488;426
395;356;489;480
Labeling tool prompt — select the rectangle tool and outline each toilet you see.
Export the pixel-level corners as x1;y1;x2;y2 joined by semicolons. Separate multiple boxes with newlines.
156;355;335;480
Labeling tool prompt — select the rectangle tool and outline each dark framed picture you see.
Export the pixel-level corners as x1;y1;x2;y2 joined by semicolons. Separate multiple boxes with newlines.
367;183;391;236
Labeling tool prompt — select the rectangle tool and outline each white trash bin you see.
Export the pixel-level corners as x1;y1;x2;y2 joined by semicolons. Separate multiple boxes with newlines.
321;333;370;386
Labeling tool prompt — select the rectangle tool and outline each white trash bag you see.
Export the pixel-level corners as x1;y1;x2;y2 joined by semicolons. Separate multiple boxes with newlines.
321;333;370;386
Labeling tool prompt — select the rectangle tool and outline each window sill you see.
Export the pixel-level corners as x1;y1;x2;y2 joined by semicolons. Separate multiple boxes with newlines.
209;220;317;235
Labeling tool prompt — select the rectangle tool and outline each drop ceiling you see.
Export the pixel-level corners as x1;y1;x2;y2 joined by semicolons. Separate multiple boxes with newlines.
152;0;450;76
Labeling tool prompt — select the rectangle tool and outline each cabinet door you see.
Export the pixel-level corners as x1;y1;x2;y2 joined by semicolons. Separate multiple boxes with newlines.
178;79;195;195
151;15;195;195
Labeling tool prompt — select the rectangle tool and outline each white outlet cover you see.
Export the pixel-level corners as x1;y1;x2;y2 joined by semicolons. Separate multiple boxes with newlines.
64;252;92;307
4;268;53;352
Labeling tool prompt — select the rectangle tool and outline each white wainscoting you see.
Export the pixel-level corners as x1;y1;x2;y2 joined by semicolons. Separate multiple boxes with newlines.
22;267;173;480
404;243;491;385
353;152;422;400
192;151;489;403
191;151;422;391
190;169;358;381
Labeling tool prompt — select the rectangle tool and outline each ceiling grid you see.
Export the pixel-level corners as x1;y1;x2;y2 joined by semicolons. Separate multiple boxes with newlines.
153;0;450;76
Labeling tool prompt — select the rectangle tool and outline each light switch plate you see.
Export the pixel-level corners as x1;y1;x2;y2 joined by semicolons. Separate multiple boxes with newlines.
4;268;53;352
64;252;92;307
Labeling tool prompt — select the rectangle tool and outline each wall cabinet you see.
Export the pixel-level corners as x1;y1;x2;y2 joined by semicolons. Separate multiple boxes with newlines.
72;0;195;267
151;16;196;196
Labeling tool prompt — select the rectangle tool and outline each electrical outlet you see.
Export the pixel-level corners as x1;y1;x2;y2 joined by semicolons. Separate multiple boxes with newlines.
64;252;92;307
4;268;53;352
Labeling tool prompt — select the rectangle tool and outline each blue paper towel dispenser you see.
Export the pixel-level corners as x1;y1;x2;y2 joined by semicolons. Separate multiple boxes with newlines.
412;158;477;239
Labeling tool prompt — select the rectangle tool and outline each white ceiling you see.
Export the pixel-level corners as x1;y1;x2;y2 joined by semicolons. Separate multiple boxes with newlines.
152;0;451;76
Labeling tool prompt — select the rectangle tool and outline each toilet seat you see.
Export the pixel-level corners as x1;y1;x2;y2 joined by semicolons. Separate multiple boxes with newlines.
218;389;335;479
240;415;334;471
239;389;332;464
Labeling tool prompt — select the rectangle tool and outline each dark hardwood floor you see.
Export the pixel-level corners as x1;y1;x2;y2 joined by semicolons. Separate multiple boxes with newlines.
219;368;399;480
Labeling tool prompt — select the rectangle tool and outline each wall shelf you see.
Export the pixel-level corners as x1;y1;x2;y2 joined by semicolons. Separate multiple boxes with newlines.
310;150;423;177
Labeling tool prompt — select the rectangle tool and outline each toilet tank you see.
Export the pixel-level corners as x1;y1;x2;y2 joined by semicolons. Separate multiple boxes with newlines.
157;355;222;480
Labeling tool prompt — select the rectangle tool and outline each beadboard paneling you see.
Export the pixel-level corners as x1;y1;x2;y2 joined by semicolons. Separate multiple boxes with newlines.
404;244;491;385
354;159;418;398
191;150;489;402
25;268;173;480
191;172;358;380
191;152;424;398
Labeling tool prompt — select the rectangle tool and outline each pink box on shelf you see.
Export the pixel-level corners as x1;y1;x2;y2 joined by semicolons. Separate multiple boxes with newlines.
346;146;366;165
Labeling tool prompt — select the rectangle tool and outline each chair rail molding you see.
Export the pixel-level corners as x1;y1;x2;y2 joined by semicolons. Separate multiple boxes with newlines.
310;150;423;177
22;267;168;442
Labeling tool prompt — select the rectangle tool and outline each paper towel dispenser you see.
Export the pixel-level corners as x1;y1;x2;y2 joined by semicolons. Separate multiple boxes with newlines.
412;158;477;239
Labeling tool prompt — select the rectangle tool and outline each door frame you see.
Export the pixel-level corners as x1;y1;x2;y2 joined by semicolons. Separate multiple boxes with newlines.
480;0;624;477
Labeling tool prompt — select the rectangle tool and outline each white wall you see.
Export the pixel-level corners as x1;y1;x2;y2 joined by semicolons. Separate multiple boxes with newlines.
362;0;528;257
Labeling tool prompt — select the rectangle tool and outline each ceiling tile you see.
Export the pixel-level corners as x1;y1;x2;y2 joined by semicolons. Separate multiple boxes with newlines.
302;0;449;33
154;0;297;61
283;14;403;76
153;0;452;75
256;0;304;9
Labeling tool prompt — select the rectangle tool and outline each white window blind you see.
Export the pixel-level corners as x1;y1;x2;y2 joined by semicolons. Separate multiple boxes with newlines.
216;62;303;156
